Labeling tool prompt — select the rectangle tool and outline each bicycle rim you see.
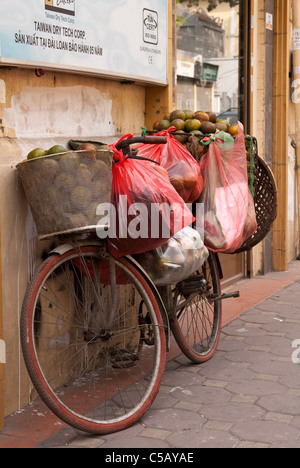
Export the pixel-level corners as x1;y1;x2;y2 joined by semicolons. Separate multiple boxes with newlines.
170;252;222;363
20;247;166;434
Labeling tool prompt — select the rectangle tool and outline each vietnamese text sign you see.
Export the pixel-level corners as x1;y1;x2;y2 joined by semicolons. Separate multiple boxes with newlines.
202;63;219;82
0;0;168;84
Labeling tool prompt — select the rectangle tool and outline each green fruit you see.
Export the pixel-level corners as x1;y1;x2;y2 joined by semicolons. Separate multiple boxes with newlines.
215;122;228;132
185;119;201;132
38;159;60;179
91;180;109;198
71;186;93;210
189;130;204;139
76;164;92;186
194;112;209;122
170;109;186;121
201;121;216;134
173;130;188;144
27;148;47;160
171;119;185;130
55;173;76;192
47;145;67;155
206;112;217;123
90;160;109;178
183;110;194;120
216;119;230;128
86;202;99;224
59;152;80;172
158;119;171;130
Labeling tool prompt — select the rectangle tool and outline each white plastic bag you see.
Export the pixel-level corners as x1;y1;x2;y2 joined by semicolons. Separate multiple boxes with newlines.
136;227;209;286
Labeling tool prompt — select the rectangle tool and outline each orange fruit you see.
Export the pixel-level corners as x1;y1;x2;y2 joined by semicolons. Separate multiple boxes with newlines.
228;123;239;136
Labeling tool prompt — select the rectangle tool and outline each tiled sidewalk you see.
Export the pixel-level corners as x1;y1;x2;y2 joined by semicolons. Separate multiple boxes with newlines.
1;262;300;448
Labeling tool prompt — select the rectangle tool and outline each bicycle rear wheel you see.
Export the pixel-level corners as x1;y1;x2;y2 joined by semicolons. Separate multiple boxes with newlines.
20;246;166;434
170;252;222;363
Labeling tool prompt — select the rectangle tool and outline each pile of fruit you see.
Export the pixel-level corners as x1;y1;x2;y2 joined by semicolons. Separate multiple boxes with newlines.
18;143;112;236
154;109;238;138
153;109;239;163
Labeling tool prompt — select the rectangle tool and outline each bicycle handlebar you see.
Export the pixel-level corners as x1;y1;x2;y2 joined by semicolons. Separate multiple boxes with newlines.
115;135;167;151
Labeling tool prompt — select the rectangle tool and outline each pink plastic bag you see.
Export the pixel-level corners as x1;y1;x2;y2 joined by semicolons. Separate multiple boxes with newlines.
107;135;194;258
199;123;257;253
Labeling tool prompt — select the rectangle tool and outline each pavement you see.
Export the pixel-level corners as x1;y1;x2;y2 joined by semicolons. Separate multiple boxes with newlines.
1;261;300;449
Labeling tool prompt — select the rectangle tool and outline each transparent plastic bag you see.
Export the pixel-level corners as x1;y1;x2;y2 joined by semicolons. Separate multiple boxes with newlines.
136;226;209;286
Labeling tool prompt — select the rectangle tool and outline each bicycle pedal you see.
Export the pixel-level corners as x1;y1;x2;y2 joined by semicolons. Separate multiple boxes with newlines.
178;275;207;296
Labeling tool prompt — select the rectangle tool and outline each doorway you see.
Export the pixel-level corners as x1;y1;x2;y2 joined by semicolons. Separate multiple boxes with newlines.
176;0;250;285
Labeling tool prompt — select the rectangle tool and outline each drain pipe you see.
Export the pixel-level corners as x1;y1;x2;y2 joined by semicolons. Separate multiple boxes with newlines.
292;0;300;258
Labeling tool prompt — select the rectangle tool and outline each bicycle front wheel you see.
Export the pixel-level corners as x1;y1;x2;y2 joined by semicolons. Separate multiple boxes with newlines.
170;252;222;364
20;246;166;434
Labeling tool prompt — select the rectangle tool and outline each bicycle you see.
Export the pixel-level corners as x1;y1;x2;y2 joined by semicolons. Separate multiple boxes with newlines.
19;135;238;435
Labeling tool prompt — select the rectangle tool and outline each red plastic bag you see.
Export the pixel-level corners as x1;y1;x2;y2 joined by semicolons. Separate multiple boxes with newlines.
135;127;204;203
199;123;257;253
106;135;194;258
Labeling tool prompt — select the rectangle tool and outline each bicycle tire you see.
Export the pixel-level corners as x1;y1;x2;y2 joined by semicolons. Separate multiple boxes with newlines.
170;251;222;364
20;246;166;434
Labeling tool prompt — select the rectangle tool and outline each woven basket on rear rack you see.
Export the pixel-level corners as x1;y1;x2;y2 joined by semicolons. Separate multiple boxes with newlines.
233;137;278;254
17;148;112;240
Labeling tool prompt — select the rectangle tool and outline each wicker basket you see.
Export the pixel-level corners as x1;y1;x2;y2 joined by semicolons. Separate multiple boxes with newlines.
17;148;112;240
234;142;278;254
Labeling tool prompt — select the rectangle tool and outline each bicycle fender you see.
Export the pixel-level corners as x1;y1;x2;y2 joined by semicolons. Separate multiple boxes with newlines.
49;240;104;256
49;243;74;256
126;255;171;351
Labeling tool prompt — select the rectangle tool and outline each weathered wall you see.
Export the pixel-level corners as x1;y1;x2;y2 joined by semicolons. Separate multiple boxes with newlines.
0;67;150;416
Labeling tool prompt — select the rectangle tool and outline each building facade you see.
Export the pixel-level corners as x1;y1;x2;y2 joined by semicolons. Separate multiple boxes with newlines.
0;0;297;426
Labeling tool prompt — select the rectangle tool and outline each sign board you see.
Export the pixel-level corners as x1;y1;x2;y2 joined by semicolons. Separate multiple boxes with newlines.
177;50;202;79
294;29;300;51
201;63;219;82
0;0;168;85
266;12;273;31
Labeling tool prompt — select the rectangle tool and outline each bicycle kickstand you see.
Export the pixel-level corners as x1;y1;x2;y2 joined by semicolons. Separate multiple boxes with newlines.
209;291;240;303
